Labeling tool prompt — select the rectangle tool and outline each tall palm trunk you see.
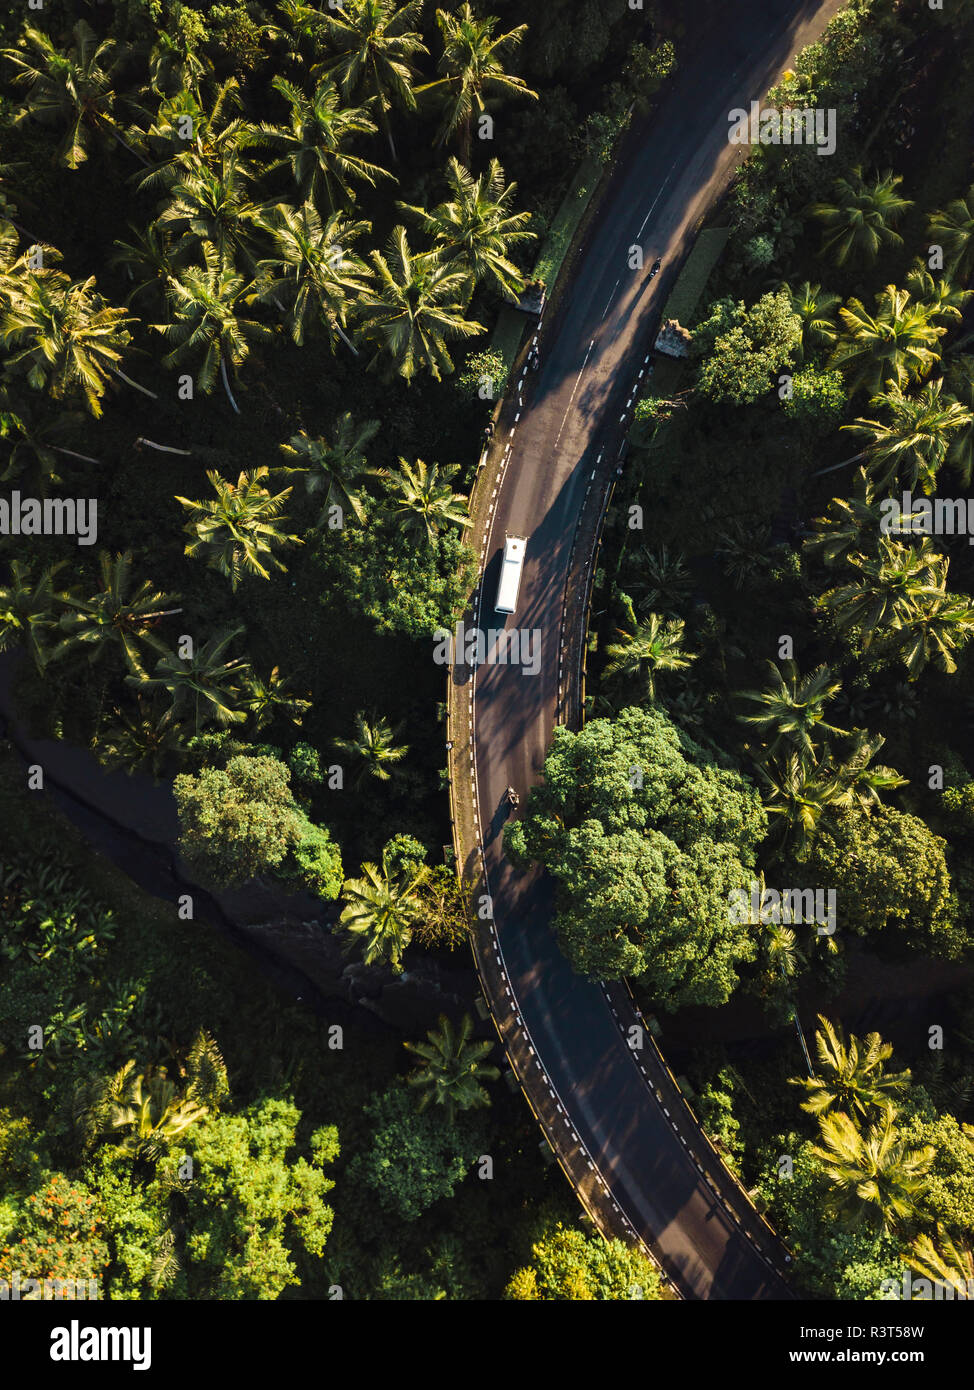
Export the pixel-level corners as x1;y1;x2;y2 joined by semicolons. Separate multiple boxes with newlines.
220;354;240;414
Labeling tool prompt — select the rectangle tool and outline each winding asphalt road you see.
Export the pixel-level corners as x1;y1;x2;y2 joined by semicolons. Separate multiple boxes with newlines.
465;0;846;1299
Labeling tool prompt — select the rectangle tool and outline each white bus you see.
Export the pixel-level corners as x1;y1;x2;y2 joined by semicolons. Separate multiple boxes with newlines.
495;534;527;614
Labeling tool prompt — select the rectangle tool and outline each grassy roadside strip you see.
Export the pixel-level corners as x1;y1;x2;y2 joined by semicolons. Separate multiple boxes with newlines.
488;155;606;381
645;224;730;399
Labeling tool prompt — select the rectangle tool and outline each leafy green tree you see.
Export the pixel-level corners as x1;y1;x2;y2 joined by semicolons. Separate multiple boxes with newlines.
174;753;342;896
319;0;428;160
810;1108;934;1235
505;705;767;1001
803;808;961;957
809;168;913;265
693;290;802;405
338;841;426;970
0;390;86;491
399;157;534;302
737;660;846;761
349;1084;477;1221
357;226;484;381
176;468;301;590
897;1109;974;1241
792;1018;911;1121
167;1097;338;1299
780;364;847;431
0;1173;109;1291
333;710;409;785
56;551;181;677
322;508;477;637
404;1013;499;1121
379;457;472;542
428;4;538;163
505;1223;662;1300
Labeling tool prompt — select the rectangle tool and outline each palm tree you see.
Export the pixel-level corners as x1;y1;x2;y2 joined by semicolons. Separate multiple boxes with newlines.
760;736;905;859
357;225;484;380
909;1227;974;1298
810;1107;934;1235
792;1016;910;1121
945;355;974;485
808;168;913;266
318;0;428;161
111;222;186;313
130;625;252;730
626;543;692;614
379;457;471;542
737;660;846;761
804;468;922;570
278;415;379;525
0;559;68;672
603;612;695;699
156;148;270;271
2;21;145;169
254;201;370;351
784;280;841;360
404;1013;499;1121
830;285;944;396
80;1059;208;1162
928;184;974;284
758;750;850;861
845;378;973;495
905;265;972;326
0;391;86;491
897;582;974;679
333;710;409;785
338;848;426;971
176;468;301;590
243;665;311;731
2;269;135;418
818;534;944;650
155;251;274;411
398;157;534;302
92;700;190;779
136;81;253;195
260;75;390;212
56;551;181;677
426;5;538;163
714;517;773;590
